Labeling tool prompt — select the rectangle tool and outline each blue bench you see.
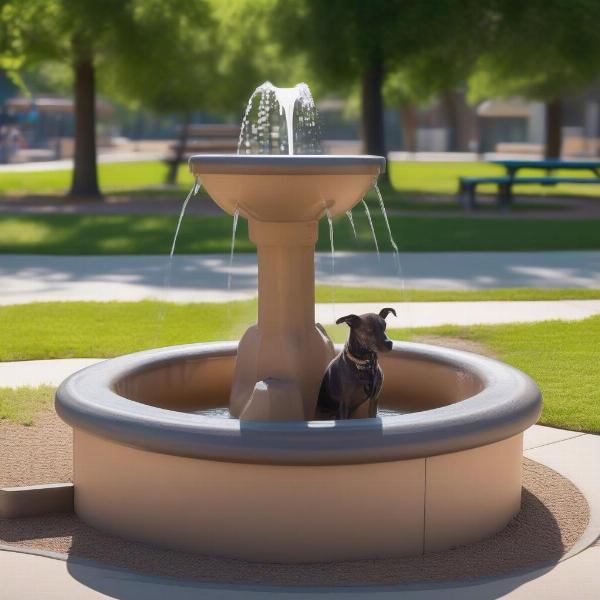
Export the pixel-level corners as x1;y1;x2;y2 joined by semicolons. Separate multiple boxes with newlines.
458;175;600;210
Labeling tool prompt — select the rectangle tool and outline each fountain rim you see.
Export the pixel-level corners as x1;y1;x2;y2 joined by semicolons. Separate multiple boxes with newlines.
188;154;386;176
55;341;541;466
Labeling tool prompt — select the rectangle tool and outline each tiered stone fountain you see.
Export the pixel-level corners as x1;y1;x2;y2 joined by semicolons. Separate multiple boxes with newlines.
56;84;541;563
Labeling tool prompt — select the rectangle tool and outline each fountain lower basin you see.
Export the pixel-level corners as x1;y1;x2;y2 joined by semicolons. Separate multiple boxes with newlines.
56;341;541;563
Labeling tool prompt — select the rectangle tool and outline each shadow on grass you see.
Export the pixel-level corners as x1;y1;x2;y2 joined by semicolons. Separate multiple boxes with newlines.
2;210;600;255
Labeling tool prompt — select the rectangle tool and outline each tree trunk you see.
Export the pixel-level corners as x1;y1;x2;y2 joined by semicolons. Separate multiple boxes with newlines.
69;37;100;199
399;104;418;152
360;62;385;157
545;99;562;159
166;113;190;185
441;90;460;152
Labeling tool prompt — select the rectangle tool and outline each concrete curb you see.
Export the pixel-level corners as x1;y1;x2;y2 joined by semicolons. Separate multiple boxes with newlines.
0;483;73;518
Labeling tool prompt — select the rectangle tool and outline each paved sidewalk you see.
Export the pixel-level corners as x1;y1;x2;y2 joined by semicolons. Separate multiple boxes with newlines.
2;425;598;599
2;251;600;305
0;359;101;388
0;151;162;173
316;300;600;327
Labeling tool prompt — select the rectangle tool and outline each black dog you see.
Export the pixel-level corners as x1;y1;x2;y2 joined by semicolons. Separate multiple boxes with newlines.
316;308;396;420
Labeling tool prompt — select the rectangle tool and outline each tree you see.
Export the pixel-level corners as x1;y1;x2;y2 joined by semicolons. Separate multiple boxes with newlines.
274;0;491;157
274;0;399;156
383;71;432;153
469;0;600;158
0;0;214;198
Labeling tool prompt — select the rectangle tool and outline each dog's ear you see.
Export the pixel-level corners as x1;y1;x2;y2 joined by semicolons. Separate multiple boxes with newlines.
336;314;361;328
379;307;397;320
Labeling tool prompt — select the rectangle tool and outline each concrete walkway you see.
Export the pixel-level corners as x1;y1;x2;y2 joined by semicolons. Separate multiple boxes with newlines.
2;251;600;305
2;425;598;599
0;151;162;173
316;300;600;327
0;359;101;388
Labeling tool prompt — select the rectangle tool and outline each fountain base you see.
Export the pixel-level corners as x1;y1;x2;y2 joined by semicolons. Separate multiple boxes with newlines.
73;426;522;562
56;341;541;563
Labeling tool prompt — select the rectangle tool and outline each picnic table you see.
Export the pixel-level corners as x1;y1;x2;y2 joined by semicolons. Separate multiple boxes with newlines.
458;159;600;210
491;159;600;178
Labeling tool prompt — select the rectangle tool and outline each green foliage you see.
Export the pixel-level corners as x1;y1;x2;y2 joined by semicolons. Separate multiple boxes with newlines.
0;0;221;113
99;1;217;114
276;0;491;106
207;0;309;110
470;0;600;101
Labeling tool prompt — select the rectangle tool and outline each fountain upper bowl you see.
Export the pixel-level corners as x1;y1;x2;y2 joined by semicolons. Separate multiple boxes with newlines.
189;154;385;222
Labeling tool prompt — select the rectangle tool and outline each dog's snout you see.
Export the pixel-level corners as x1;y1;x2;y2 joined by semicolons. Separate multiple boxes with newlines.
382;339;393;352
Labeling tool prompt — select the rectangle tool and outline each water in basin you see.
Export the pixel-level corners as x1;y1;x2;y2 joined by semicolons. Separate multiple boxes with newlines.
193;406;408;419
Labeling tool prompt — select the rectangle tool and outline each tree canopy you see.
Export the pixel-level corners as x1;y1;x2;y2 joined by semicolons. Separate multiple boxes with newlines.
470;0;600;102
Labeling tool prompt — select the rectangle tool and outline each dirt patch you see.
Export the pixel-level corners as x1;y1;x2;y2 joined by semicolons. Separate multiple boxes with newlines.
0;458;588;586
411;334;495;357
0;410;72;487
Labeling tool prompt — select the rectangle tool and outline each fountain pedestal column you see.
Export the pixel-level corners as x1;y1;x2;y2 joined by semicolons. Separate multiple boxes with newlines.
230;220;334;420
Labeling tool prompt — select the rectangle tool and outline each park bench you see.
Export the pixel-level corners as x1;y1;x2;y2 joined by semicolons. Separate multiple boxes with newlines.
167;123;239;161
165;123;239;183
458;175;600;209
458;158;600;209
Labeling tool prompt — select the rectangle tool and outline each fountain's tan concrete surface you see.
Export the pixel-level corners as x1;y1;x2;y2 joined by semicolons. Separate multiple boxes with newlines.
192;155;384;221
72;429;522;562
63;347;528;562
189;155;385;420
55;154;541;564
231;220;334;419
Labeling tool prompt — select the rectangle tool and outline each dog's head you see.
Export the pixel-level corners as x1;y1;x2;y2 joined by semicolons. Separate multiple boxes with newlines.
336;308;396;353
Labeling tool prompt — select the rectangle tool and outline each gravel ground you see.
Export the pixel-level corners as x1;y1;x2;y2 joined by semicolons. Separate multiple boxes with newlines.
0;410;72;487
0;409;589;586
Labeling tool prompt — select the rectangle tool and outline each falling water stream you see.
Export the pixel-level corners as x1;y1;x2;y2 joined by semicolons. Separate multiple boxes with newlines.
227;206;240;292
373;183;399;270
157;176;201;344
274;87;299;155
361;199;380;258
170;176;200;260
325;209;336;316
346;210;357;239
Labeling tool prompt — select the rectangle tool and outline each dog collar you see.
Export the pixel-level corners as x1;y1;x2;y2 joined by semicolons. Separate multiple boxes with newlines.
344;347;374;369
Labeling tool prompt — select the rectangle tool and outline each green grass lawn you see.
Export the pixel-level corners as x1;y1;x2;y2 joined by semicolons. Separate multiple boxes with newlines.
2;160;600;201
1;212;600;253
0;385;55;426
385;316;600;435
388;161;600;198
0;300;598;433
315;286;600;303
0;161;193;196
